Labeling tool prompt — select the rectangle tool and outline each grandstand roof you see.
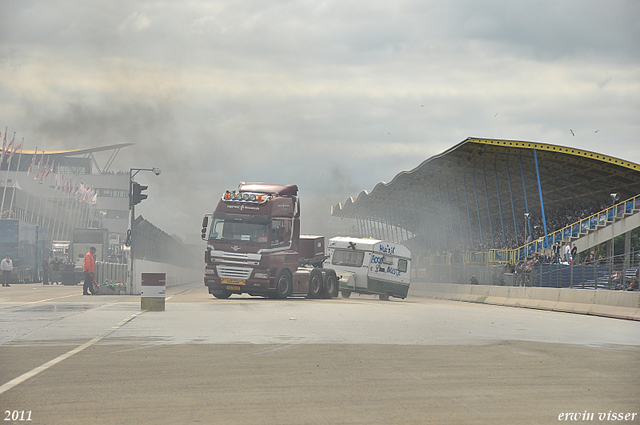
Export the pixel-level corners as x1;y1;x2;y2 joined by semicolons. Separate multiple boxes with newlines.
331;137;640;252
18;143;134;156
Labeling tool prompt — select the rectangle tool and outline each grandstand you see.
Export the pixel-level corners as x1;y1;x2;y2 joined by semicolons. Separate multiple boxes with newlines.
331;137;640;289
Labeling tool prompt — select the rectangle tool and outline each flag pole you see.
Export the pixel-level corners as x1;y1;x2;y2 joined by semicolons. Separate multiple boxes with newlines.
8;139;23;219
24;147;37;223
1;132;16;217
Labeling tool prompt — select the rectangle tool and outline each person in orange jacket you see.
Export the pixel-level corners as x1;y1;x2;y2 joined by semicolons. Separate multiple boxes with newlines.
83;247;97;295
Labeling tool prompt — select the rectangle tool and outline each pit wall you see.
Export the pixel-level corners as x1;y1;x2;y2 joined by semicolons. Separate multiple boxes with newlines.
131;259;202;294
408;281;640;321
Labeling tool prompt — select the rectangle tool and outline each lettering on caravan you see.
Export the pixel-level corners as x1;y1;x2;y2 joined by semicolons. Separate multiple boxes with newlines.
378;244;396;255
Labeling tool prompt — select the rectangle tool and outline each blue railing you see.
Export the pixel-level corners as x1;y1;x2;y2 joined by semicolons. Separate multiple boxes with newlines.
488;194;640;264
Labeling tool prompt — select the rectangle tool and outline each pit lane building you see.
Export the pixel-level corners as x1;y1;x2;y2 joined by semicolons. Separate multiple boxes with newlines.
0;143;132;242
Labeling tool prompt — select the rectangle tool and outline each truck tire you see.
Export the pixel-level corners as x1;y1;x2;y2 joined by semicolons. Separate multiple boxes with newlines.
323;271;338;298
275;269;293;299
213;291;232;299
307;269;323;298
341;290;351;298
379;292;390;301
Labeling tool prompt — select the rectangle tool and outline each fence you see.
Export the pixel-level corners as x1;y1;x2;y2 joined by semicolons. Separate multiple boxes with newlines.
413;262;639;291
95;262;128;285
506;194;640;263
132;216;199;268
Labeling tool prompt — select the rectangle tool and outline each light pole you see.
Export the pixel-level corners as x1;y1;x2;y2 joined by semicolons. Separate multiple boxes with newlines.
127;167;161;294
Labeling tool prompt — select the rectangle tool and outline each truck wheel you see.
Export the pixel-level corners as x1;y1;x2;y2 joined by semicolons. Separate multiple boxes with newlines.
323;271;338;298
307;269;323;298
341;290;351;298
379;292;390;301
275;270;293;299
213;291;231;299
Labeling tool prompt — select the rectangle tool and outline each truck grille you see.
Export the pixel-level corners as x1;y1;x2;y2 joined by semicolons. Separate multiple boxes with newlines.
217;266;253;280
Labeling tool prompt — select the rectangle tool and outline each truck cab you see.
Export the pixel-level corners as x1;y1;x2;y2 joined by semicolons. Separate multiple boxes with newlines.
202;183;337;299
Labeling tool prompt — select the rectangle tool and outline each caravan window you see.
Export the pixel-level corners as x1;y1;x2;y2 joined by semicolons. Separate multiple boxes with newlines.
331;249;365;267
398;259;408;273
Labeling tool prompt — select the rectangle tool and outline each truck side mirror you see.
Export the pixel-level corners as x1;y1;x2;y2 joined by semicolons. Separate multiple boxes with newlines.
201;216;209;240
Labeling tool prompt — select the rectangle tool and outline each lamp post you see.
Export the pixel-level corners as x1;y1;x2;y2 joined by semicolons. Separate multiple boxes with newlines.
127;167;161;295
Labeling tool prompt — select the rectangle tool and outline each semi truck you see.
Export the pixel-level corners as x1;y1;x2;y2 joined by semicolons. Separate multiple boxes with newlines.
201;182;338;299
0;219;50;283
327;236;411;300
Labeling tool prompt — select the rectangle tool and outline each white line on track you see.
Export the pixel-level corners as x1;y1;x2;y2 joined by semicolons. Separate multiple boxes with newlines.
0;310;146;396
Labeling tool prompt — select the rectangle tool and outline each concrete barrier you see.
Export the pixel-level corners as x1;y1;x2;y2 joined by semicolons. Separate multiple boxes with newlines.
485;286;510;306
591;290;640;320
410;281;640;321
453;284;473;302
525;287;560;310
469;285;491;303
555;288;596;315
435;283;458;301
504;286;529;307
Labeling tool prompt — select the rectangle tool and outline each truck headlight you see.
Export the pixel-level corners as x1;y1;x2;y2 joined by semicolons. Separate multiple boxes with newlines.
254;272;269;279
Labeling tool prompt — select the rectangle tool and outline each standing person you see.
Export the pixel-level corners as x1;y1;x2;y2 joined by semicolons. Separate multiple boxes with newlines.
552;242;560;263
570;244;578;264
83;247;97;295
51;257;61;285
564;242;572;263
1;254;13;287
42;256;51;285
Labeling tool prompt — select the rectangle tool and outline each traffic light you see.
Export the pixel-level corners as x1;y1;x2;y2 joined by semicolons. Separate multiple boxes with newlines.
131;182;148;206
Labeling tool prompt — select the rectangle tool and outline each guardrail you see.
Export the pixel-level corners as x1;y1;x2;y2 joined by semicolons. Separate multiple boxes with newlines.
95;262;128;285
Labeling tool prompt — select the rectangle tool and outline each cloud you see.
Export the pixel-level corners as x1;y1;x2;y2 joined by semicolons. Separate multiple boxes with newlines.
0;0;638;238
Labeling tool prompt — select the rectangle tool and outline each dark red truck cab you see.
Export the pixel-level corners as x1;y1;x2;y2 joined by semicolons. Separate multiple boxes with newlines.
201;182;337;299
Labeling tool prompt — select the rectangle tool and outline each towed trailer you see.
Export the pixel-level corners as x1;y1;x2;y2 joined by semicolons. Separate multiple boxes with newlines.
328;237;411;300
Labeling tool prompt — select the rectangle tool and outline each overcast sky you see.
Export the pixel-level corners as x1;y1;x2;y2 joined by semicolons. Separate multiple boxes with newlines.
1;0;639;239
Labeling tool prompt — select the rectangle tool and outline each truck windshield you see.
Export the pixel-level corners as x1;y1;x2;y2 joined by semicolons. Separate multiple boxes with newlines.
210;212;270;245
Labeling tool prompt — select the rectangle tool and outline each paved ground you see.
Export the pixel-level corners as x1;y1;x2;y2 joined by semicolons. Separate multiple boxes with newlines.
0;282;639;424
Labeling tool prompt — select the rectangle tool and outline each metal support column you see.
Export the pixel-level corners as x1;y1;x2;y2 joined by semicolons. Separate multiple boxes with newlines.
533;149;549;248
519;155;532;236
494;163;506;246
505;158;519;244
472;172;484;248
482;167;495;247
438;186;448;250
463;176;474;248
453;179;465;248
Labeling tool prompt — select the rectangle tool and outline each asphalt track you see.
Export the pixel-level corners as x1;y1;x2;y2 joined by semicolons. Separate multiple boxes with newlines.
0;281;639;425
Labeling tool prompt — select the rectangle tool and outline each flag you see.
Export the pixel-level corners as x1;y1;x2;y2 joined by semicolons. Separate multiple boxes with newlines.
35;153;44;180
9;139;22;160
1;130;6;162
6;134;14;158
28;150;37;175
39;158;50;182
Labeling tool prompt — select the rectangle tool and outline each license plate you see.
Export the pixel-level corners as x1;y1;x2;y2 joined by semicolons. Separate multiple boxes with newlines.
227;285;241;291
221;278;246;286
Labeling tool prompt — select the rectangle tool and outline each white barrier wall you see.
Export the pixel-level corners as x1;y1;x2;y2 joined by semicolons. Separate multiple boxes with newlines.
409;281;640;321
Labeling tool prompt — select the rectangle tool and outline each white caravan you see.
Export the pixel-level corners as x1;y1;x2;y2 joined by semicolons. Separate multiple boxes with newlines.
327;237;411;300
